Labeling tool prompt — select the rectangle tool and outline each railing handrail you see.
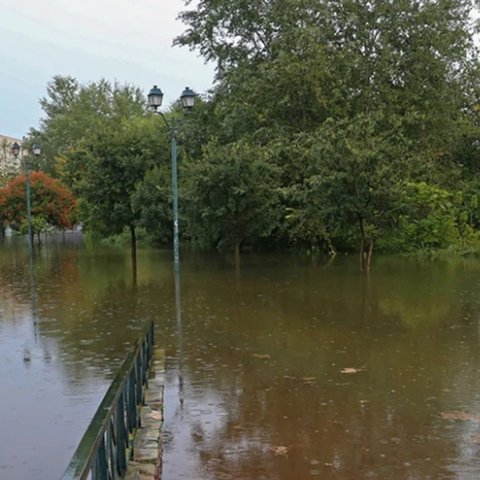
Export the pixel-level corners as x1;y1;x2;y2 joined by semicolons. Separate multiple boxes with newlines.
61;321;154;480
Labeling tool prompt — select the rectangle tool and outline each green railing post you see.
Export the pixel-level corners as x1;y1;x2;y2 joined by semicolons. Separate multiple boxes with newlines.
127;369;137;433
95;438;108;480
115;393;127;474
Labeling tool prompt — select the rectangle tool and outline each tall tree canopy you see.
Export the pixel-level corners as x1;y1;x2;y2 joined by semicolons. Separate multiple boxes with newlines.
28;77;173;259
175;0;480;267
185;138;281;258
69;116;168;252
29;76;146;176
26;2;480;269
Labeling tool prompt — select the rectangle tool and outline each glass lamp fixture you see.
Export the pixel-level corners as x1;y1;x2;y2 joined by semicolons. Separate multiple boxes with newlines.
148;85;164;110
180;87;196;110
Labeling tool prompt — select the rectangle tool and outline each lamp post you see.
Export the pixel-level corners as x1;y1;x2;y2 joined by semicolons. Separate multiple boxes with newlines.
11;142;31;252
148;85;196;273
31;144;41;243
11;142;41;253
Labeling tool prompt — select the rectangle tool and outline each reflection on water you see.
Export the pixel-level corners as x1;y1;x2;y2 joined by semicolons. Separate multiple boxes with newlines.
0;235;171;479
162;255;480;480
1;237;480;479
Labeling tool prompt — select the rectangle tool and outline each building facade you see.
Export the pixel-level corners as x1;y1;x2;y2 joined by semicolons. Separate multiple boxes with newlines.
0;134;23;187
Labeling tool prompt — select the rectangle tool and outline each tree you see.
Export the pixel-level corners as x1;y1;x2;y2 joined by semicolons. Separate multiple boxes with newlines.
0;171;76;241
27;77;158;265
68;116;164;263
176;0;480;265
17;1;480;262
185;138;281;262
132;164;173;245
394;182;464;250
28;76;146;176
307;114;405;270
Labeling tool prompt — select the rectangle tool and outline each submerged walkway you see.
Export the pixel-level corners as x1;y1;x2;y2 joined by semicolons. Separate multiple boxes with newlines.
125;347;165;480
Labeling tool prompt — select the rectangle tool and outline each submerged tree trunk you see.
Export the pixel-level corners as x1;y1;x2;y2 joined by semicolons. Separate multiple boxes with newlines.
358;215;374;273
130;225;137;285
358;215;366;271
328;243;337;258
366;238;374;273
234;242;241;271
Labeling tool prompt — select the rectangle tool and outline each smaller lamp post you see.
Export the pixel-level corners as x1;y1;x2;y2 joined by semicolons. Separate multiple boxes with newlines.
30;144;41;247
148;85;196;273
11;142;40;253
12;142;31;252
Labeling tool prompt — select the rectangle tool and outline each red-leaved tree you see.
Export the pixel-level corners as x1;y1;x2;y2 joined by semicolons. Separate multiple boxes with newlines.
0;171;77;236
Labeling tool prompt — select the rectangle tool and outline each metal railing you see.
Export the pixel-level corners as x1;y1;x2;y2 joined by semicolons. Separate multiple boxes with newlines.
61;321;155;480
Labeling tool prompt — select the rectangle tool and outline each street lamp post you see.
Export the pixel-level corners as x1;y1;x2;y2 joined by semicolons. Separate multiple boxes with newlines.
31;144;41;242
11;142;31;253
148;85;196;273
11;142;41;253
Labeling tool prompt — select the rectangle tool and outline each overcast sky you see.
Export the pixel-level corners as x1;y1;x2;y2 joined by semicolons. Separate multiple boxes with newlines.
0;0;215;139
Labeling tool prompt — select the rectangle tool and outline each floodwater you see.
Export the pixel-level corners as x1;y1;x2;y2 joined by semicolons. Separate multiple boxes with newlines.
1;236;480;479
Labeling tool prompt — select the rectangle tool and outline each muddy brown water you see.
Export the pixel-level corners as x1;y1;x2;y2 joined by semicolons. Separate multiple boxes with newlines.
1;234;480;479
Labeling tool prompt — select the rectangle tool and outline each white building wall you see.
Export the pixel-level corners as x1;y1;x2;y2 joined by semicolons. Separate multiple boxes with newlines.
0;134;23;186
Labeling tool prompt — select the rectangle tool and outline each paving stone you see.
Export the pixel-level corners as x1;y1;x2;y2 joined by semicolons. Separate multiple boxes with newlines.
141;412;162;425
142;406;153;415
145;389;163;403
128;462;157;476
149;379;165;390
126;471;155;480
135;447;159;462
124;471;140;480
134;439;159;454
141;420;161;431
141;427;161;441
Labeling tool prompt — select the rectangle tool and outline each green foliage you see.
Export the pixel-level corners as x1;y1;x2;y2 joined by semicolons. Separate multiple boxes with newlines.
20;216;50;236
98;226;149;247
72;116;166;238
310;115;404;246
175;0;480;263
185;139;281;251
29;77;169;247
258;112;406;256
0;171;76;233
132;164;173;245
377;181;480;253
397;182;460;250
28;76;146;176
26;0;480;265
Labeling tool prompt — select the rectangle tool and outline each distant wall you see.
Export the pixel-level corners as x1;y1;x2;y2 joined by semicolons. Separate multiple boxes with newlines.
0;134;22;186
